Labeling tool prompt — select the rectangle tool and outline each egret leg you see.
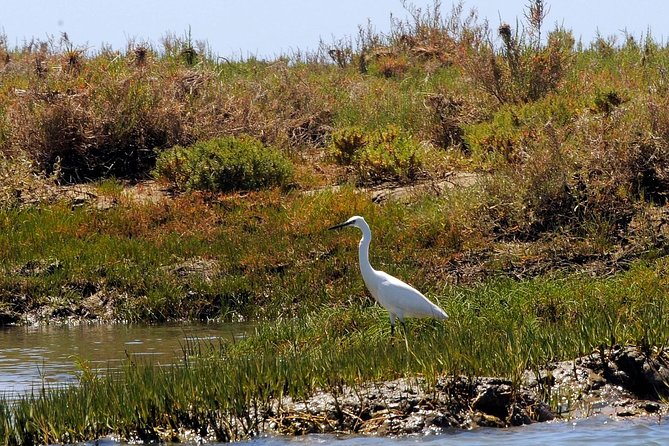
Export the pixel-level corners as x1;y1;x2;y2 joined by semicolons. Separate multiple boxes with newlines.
389;314;396;336
399;318;411;351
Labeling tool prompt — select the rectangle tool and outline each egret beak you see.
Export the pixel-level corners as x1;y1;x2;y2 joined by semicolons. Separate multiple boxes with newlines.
328;221;353;230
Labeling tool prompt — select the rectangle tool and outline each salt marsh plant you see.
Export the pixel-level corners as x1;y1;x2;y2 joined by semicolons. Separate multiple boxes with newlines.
330;125;429;184
154;135;294;192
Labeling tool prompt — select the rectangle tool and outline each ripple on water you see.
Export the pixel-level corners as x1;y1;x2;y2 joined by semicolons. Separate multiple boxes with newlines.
232;416;669;446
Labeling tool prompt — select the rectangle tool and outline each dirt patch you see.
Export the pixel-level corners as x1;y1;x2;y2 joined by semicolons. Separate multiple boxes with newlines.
59;180;171;209
303;172;480;204
370;172;479;203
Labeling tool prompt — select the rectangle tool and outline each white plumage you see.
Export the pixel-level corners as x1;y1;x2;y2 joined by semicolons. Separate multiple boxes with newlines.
329;215;448;333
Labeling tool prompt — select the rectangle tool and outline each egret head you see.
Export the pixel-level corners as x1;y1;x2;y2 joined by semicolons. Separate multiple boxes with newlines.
328;215;367;231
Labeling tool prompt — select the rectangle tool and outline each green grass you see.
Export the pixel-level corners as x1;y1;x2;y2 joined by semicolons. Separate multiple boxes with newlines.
1;263;667;443
1;177;667;324
0;188;389;322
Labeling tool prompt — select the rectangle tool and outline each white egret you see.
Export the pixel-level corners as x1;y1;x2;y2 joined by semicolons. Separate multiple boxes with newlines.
329;215;448;334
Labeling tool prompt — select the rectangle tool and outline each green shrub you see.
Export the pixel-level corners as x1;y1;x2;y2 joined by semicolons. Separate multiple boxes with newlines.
464;96;576;169
330;125;425;184
463;107;522;167
330;126;366;165
154;136;293;192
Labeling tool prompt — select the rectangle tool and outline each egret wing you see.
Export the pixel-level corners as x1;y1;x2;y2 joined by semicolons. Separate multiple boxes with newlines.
375;271;447;319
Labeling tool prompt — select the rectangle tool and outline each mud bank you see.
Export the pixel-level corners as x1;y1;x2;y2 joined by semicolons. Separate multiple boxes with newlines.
266;345;668;437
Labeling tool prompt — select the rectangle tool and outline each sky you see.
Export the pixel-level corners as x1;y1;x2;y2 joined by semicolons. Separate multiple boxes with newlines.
2;1;669;59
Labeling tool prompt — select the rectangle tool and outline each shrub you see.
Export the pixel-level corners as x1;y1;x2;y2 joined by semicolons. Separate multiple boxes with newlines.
591;89;624;115
463;96;576;169
330;125;425;184
7;72;187;181
461;18;573;104
154;136;293;192
463;107;523;167
424;93;468;150
330;126;366;165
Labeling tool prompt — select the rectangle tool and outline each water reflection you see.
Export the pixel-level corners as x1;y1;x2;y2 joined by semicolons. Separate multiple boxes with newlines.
0;323;251;394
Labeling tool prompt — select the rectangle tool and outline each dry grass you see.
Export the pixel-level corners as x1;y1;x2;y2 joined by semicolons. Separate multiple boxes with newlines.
0;152;59;207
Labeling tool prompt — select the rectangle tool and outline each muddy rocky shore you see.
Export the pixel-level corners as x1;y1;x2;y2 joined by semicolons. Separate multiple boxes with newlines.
265;345;668;437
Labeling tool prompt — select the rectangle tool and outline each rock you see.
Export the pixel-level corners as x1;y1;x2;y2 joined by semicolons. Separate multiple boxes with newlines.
585;370;606;391
472;380;512;420
508;403;532;426
375;412;425;436
606;345;669;398
402;413;426;433
530;400;555;422
472;412;506;428
639;401;661;413
616;408;638;417
17;258;62;276
268;349;667;439
0;309;20;325
425;411;457;429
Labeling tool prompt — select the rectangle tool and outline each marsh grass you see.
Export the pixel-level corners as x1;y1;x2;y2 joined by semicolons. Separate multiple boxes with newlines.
0;188;373;322
1;176;667;324
1;264;668;443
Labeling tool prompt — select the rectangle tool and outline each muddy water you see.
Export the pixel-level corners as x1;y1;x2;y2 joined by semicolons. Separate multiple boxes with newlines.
0;323;250;394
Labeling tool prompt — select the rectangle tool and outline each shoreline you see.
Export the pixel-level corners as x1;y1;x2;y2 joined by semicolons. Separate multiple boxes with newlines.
133;344;667;443
262;345;667;438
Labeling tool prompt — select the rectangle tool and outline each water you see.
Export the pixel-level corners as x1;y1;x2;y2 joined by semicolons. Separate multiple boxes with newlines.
84;416;669;445
0;322;250;394
2;324;667;445
249;416;669;446
246;417;669;446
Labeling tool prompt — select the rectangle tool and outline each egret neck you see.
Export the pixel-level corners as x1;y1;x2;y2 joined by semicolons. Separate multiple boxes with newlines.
356;218;376;293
